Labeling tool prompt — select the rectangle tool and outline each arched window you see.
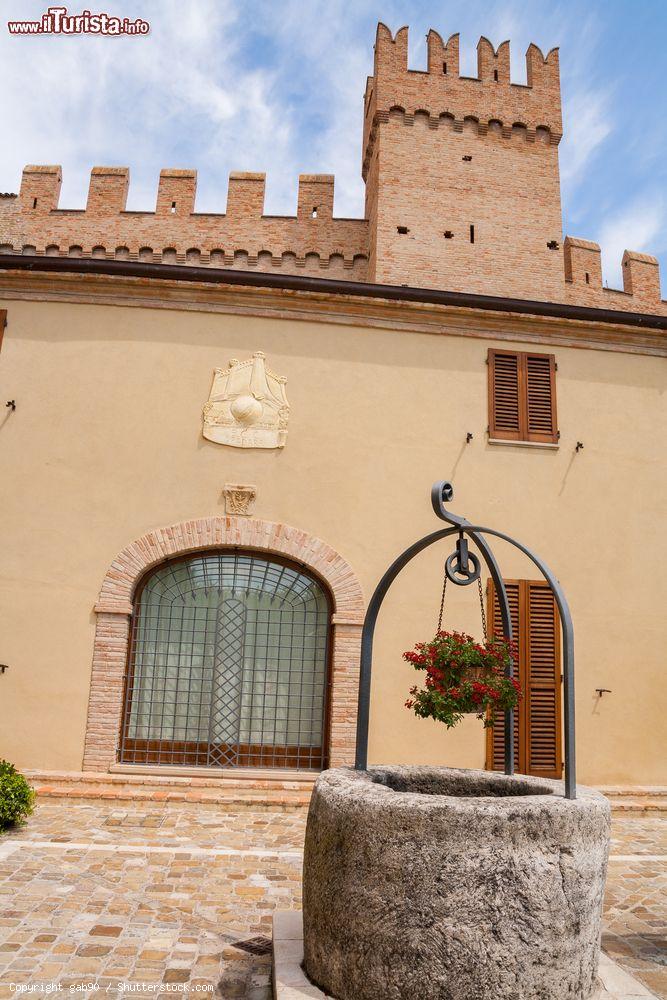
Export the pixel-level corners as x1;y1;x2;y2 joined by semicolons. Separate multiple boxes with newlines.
119;552;331;770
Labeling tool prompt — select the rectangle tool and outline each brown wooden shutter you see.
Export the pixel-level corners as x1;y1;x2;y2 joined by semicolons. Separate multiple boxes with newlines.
485;580;522;772
525;353;558;443
525;582;562;778
488;350;521;440
485;579;562;778
488;349;558;444
0;311;6;354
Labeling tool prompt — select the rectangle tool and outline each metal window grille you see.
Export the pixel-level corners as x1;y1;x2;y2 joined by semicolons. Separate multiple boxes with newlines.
119;552;331;770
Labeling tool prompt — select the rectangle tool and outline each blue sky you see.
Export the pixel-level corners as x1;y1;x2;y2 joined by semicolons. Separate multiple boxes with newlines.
1;0;665;292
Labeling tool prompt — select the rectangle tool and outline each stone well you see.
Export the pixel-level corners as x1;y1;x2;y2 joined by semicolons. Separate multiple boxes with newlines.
303;766;611;1000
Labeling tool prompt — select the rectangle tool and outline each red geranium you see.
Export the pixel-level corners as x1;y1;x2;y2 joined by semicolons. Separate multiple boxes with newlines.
403;630;521;730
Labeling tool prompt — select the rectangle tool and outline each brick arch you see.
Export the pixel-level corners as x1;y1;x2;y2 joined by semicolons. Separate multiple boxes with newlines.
83;517;365;773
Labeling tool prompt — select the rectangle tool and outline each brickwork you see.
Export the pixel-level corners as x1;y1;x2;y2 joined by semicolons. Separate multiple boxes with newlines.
361;23;664;313
0;166;369;279
362;24;563;298
0;21;664;313
365;111;564;298
83;517;364;774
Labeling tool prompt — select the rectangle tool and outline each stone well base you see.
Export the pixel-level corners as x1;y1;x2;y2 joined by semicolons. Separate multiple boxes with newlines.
272;911;659;1000
303;767;611;1000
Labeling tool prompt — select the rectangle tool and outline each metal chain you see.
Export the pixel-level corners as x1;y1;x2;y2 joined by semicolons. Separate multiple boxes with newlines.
478;576;488;641
436;570;447;633
438;556;487;640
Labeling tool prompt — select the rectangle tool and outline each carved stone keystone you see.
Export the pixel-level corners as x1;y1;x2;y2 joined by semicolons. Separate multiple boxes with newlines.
222;484;257;516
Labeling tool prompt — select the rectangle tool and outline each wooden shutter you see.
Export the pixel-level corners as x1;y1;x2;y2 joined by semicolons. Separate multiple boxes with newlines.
0;311;6;354
486;580;562;779
525;583;562;777
525;353;558;443
488;349;558;444
485;580;522;772
488;350;521;440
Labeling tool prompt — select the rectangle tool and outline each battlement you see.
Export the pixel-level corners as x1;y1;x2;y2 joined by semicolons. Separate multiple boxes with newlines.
363;24;562;176
0;165;369;279
14;164;341;223
0;21;663;318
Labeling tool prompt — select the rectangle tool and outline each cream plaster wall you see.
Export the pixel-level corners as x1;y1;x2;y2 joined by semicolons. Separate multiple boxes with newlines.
0;296;665;784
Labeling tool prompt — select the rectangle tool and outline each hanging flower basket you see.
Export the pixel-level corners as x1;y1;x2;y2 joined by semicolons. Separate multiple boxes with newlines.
404;630;521;729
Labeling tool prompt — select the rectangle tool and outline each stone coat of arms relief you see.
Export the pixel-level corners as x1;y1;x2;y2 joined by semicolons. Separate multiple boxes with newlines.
202;352;289;449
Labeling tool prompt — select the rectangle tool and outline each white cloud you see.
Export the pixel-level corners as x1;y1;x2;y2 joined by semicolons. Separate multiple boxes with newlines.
0;0;298;212
0;0;613;218
560;88;612;188
597;196;666;288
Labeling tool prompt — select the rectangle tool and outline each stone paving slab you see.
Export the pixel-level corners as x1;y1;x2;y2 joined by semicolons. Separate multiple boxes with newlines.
0;803;307;999
0;801;664;999
4;800;308;851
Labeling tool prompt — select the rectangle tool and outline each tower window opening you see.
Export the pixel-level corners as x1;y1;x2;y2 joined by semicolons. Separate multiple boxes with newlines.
397;225;409;235
312;206;318;218
171;201;176;214
443;61;447;75
470;224;475;244
493;69;498;81
444;230;454;239
32;197;37;209
585;272;590;284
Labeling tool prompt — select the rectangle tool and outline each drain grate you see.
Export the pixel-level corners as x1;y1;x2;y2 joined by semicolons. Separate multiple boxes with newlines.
233;936;272;956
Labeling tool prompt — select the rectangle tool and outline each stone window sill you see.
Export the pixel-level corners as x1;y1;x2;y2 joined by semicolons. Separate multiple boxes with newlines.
487;438;559;450
110;762;319;783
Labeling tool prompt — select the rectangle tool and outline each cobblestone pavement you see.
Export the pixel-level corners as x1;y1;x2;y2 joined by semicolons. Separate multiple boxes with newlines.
605;816;667;998
0;800;664;999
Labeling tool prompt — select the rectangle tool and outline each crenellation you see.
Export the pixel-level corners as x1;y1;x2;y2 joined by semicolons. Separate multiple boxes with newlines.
622;250;661;303
0;21;663;315
0;164;369;278
564;237;602;290
156;169;197;216
373;22;409;76
19;164;62;213
427;30;459;77
298;175;334;221
525;42;560;93
363;23;563;167
226;171;266;217
86;167;129;214
477;37;510;83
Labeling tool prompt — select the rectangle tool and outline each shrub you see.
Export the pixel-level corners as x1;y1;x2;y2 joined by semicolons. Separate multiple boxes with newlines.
0;760;35;830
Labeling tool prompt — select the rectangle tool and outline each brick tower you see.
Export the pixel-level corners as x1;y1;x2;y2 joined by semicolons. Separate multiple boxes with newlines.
362;24;565;299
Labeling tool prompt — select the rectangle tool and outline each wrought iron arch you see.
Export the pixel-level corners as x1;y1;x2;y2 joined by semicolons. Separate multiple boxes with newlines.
355;481;576;799
120;549;333;770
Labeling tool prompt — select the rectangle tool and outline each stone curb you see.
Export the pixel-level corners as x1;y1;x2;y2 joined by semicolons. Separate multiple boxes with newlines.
271;911;660;1000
